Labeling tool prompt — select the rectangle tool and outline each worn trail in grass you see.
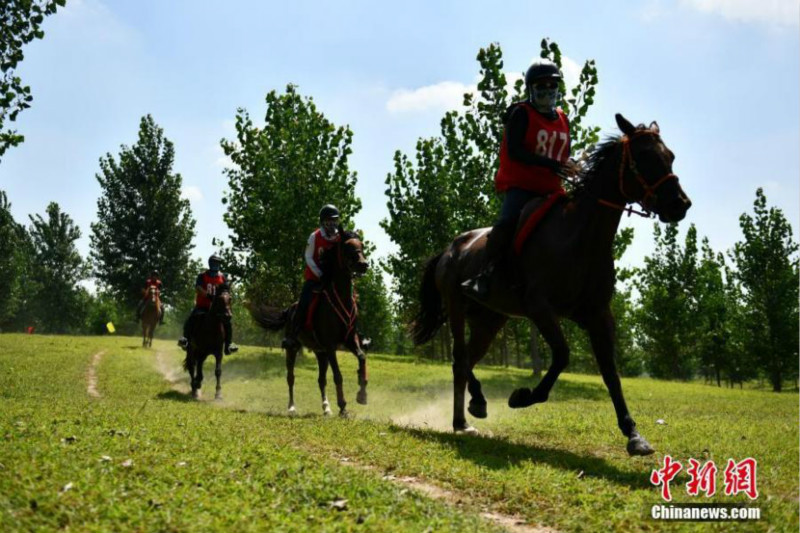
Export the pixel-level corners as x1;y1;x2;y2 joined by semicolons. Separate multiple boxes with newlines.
1;335;797;533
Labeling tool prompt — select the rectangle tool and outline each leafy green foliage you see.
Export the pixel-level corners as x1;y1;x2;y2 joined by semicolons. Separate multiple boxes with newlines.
635;223;699;379
0;190;30;329
0;0;65;160
220;84;361;304
730;188;799;391
90;115;196;316
355;268;394;352
27;202;88;333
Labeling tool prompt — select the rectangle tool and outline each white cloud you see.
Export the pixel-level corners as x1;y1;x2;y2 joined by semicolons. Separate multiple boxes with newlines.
680;0;799;26
386;81;475;113
182;186;203;202
386;54;586;114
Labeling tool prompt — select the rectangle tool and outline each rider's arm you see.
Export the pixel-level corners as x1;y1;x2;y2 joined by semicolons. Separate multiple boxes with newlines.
195;274;207;297
305;233;323;279
506;106;563;171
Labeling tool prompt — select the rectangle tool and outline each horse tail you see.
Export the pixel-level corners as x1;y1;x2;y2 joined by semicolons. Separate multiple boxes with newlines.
248;302;290;331
411;252;446;345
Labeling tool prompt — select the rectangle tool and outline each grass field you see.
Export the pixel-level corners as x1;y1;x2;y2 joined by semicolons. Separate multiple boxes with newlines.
0;334;797;532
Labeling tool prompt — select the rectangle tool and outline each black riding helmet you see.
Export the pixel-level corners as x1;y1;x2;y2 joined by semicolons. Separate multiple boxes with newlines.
208;254;223;270
525;60;563;114
319;204;340;222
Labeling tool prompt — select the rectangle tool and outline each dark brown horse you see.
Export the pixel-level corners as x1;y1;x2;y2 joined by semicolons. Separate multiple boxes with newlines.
412;114;692;456
183;284;233;400
140;284;161;348
251;231;369;417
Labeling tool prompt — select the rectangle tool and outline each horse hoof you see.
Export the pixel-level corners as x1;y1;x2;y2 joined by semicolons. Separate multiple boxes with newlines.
288;406;297;416
508;388;533;408
454;425;479;435
356;390;367;405
467;401;488;419
627;434;655;456
191;390;201;400
339;409;349;419
214;393;223;401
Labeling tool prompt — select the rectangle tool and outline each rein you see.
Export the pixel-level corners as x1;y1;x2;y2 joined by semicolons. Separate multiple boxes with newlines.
324;238;359;336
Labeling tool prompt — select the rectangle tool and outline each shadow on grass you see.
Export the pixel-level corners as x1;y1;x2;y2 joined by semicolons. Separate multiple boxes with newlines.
392;425;651;491
156;390;193;403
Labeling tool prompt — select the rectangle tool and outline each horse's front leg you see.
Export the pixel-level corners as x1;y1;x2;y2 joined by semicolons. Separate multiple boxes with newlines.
315;352;331;416
509;299;569;408
286;347;298;414
345;336;368;405
585;309;654;456
193;355;205;400
214;352;223;401
328;351;347;417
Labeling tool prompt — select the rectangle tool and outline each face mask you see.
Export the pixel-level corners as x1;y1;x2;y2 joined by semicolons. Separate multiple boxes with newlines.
530;82;561;114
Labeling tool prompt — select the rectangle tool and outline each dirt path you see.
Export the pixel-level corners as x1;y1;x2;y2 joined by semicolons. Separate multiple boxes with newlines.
86;351;106;398
336;456;559;533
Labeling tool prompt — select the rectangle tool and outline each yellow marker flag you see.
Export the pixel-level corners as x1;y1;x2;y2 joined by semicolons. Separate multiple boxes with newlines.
106;322;116;333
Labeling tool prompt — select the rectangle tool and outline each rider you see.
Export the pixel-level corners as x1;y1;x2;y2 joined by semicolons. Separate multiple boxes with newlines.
281;204;342;351
177;254;238;355
462;59;576;301
136;269;164;324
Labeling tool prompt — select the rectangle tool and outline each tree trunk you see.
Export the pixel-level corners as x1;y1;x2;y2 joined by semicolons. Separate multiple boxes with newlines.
514;326;522;368
501;326;509;367
531;325;543;378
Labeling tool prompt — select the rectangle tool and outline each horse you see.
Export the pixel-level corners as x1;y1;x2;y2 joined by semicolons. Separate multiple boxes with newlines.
250;231;369;417
411;114;692;456
140;284;161;348
182;283;233;400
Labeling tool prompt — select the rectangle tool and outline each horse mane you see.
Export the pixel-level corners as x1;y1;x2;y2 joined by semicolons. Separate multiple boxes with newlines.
571;123;649;195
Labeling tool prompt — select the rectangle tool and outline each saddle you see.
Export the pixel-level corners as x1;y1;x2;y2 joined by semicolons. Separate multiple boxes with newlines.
513;190;567;255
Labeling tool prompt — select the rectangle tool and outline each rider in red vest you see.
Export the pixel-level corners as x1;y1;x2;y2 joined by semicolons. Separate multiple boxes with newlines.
136;270;164;324
462;60;577;301
177;254;238;354
281;205;342;350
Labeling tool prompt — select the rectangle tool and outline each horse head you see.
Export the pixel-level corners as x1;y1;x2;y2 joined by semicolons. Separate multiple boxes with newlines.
340;231;369;277
614;113;692;222
210;283;233;319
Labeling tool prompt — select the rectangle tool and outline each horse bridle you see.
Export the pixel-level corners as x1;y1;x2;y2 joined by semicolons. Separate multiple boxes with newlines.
596;130;678;218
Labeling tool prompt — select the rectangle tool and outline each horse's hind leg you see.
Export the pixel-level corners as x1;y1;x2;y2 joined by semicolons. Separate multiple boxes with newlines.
315;352;331;416
509;301;568;408
286;348;298;414
449;304;472;432
214;353;223;401
465;308;507;419
328;351;347;417
355;356;367;405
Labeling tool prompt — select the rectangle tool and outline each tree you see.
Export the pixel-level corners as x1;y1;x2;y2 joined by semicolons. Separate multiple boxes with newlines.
0;0;66;160
694;238;731;386
27;202;88;332
635;223;699;380
730;188;799;391
355;268;394;353
0;190;31;329
90;115;196;316
220;84;361;303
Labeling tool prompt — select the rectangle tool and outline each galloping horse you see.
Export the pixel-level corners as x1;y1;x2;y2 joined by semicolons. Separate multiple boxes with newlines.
250;231;369;417
183;283;233;400
412;114;692;456
140;284;161;348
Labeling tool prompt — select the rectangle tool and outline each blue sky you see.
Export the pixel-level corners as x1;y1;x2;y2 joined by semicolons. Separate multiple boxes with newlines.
1;0;798;281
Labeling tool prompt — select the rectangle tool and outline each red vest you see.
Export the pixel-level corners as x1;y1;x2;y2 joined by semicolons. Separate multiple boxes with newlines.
495;104;570;194
195;271;226;309
145;278;162;290
304;229;340;281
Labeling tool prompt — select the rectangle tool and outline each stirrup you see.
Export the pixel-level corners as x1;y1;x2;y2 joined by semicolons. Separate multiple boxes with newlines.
461;272;491;300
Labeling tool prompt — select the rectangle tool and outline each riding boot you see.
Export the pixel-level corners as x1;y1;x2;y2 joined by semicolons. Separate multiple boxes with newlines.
178;314;192;350
461;219;517;301
224;318;238;355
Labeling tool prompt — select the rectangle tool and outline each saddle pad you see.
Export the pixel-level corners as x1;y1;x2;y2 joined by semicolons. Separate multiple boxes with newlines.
305;292;322;331
513;190;567;255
